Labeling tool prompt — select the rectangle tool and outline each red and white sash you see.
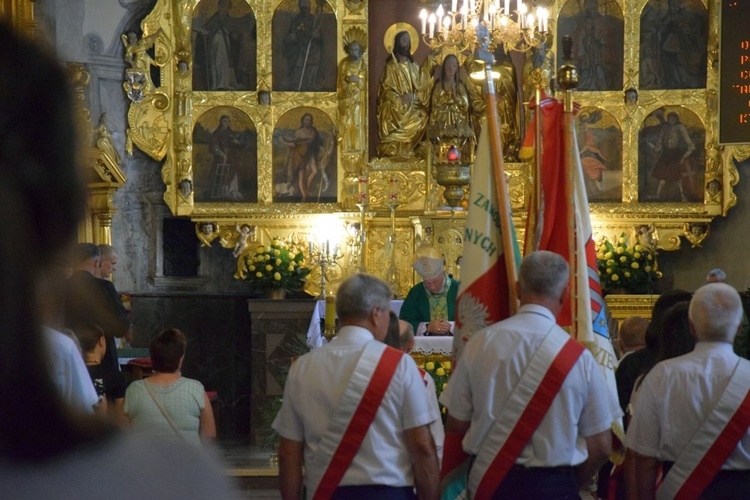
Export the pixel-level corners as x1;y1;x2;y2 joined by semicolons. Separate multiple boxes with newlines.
309;340;403;499
657;358;750;500
469;326;585;499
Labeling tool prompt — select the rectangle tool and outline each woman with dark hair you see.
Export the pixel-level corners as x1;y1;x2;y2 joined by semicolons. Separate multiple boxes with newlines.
124;328;216;446
623;301;695;499
0;21;232;496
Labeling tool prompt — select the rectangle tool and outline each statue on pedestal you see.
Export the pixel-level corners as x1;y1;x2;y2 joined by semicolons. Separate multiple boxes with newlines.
338;28;367;153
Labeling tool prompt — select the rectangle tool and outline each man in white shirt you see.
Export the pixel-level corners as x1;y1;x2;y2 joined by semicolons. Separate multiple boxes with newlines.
626;283;750;498
440;251;621;498
273;273;440;499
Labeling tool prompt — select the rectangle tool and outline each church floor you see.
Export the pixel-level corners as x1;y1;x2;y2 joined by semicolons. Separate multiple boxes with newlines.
218;441;280;498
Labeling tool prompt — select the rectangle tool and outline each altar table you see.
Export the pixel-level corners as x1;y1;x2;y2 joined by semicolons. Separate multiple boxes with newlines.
306;299;453;357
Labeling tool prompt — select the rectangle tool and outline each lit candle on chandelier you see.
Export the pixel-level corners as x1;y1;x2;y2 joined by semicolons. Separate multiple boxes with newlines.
436;5;444;34
461;5;468;30
428;13;436;39
389;176;399;204
504;0;509;15
452;0;457;13
489;3;496;30
419;9;428;35
538;8;548;33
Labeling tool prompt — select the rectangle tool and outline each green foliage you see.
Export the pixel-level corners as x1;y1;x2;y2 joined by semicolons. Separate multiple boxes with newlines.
237;239;311;292
597;232;662;294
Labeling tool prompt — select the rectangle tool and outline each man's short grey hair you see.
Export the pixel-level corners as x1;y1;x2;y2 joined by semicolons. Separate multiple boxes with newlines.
97;244;117;259
689;283;742;342
399;321;415;352
706;268;726;283
519;250;569;300
336;274;393;321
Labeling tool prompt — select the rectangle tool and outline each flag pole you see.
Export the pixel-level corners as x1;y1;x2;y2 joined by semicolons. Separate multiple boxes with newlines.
559;36;580;338
475;28;519;313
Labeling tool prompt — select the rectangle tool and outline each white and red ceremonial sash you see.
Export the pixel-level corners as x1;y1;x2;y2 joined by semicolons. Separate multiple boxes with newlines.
453;116;521;363
657;358;750;500
468;323;585;499
309;340;403;499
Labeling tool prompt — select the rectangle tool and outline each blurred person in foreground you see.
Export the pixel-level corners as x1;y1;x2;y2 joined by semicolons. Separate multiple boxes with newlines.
439;251;621;498
0;22;233;497
626;283;750;498
273;273;440;499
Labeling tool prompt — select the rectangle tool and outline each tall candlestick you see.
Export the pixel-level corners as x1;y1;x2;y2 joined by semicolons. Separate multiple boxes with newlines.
389;176;399;205
358;174;369;205
324;293;336;335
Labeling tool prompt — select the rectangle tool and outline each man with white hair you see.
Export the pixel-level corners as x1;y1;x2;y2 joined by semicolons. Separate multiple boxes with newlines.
626;283;750;498
400;245;459;336
705;267;749;359
273;273;440;499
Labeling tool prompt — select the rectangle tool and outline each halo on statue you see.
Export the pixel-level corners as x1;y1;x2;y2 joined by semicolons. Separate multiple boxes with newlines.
384;22;419;56
343;26;368;53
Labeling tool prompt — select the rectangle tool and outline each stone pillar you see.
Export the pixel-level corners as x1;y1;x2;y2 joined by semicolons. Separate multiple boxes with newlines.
247;299;317;446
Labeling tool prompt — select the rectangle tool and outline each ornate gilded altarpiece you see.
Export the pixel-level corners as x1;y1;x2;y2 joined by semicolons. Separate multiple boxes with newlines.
122;0;748;297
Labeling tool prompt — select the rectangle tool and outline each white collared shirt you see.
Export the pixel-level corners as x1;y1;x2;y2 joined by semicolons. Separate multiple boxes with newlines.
440;304;621;466
273;325;439;488
626;342;750;468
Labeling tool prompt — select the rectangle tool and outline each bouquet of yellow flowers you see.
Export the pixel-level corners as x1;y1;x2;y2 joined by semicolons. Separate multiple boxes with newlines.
236;239;311;292
419;358;452;423
597;232;662;294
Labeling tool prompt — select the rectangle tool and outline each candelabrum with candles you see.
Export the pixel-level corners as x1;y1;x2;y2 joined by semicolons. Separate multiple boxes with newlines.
308;239;340;300
386;176;401;295
419;0;549;54
354;174;369;273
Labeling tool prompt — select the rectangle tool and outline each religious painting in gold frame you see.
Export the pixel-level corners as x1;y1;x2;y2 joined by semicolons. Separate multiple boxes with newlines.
548;0;743;251
272;106;338;203
637;106;705;204
272;0;338;92
191;0;258;92
556;0;624;92
576;107;623;203
192;106;258;203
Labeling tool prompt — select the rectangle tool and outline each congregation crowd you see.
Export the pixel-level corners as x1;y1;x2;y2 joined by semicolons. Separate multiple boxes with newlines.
4;14;750;500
